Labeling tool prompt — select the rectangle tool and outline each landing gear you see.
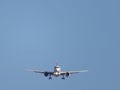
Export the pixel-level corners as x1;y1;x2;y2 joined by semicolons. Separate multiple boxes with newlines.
62;77;65;80
48;74;52;80
62;76;65;80
49;77;52;80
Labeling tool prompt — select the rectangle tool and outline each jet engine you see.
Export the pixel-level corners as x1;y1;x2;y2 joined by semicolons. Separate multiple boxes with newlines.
66;72;69;77
44;72;49;77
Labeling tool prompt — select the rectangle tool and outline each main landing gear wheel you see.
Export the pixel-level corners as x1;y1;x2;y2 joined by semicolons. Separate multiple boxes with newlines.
49;77;52;80
62;77;65;80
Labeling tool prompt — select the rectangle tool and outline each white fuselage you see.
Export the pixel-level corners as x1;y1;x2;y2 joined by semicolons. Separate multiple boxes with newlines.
53;65;61;76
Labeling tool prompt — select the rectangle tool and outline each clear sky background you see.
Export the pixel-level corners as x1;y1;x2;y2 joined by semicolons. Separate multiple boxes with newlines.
0;0;120;90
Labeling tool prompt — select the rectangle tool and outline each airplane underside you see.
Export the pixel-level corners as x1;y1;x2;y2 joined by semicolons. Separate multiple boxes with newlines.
43;71;69;80
48;75;66;80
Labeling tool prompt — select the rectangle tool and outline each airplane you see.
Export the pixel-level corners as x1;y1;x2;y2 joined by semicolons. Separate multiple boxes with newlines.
29;64;88;80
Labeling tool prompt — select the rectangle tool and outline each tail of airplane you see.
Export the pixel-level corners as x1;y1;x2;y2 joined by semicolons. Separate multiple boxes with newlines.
55;60;59;66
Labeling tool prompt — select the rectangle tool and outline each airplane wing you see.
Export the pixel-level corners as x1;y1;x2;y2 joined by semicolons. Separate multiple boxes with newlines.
60;70;88;75
68;70;88;74
27;69;54;76
27;69;45;74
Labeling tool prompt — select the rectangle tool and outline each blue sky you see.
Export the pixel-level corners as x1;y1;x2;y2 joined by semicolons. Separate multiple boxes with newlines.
0;0;120;90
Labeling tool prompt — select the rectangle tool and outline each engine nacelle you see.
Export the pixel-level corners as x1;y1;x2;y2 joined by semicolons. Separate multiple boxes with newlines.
66;72;69;77
44;72;49;77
